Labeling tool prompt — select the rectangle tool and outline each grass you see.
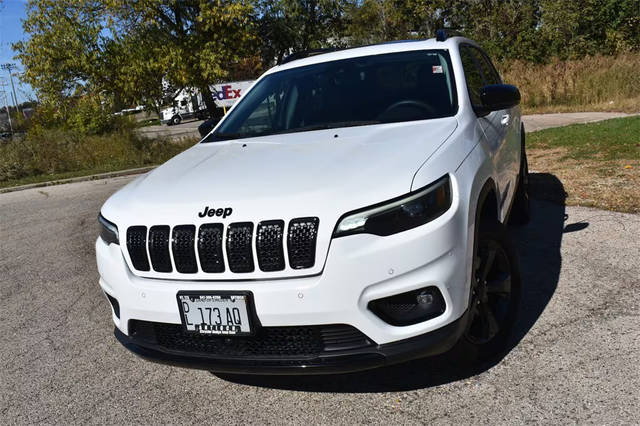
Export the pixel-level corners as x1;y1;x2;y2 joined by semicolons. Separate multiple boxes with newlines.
527;116;640;213
0;166;153;189
0;129;196;189
136;118;162;127
501;54;640;114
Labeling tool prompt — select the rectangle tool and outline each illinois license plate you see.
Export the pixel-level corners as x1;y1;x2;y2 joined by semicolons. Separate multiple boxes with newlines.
177;293;252;335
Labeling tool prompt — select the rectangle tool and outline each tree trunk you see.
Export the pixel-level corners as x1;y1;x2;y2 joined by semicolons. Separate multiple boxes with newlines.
199;85;217;116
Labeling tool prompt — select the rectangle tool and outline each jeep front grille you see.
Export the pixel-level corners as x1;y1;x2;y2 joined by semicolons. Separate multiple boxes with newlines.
149;225;172;272
197;224;225;273
226;222;255;273
126;226;150;271
172;225;198;273
126;217;319;275
256;220;285;272
288;217;319;269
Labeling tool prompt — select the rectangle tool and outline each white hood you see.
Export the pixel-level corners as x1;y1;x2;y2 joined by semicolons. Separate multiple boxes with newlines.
102;117;458;279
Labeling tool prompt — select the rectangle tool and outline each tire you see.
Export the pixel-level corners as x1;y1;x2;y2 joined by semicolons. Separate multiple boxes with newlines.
457;221;521;361
509;128;530;225
170;115;182;126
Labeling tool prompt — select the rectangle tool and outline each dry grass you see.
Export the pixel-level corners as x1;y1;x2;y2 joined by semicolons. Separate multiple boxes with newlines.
528;148;640;213
501;54;640;114
526;116;640;213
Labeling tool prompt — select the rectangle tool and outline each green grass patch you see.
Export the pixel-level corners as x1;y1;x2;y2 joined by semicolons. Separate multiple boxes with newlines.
0;166;153;189
136;118;162;127
0;129;196;189
527;116;640;161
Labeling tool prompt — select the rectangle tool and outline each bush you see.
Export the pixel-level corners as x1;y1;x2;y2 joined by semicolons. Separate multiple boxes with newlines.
27;93;136;136
501;53;640;112
0;127;195;185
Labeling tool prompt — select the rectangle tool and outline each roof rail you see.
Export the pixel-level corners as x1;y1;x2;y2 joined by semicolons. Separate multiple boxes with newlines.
435;29;464;42
279;48;342;65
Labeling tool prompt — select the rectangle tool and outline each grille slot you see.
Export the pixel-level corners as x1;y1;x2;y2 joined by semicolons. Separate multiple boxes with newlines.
148;225;172;272
130;321;373;357
171;225;197;273
126;226;150;271
226;222;255;273
256;220;285;272
198;224;225;273
287;217;319;269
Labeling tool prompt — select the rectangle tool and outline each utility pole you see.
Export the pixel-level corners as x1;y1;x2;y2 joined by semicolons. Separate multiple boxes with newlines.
0;79;13;134
1;63;21;115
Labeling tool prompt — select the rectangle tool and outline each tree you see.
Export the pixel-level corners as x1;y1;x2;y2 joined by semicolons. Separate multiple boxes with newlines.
15;0;258;120
256;0;353;66
106;0;258;113
14;0;111;122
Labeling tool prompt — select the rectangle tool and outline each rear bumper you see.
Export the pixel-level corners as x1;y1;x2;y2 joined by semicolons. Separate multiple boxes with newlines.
114;310;469;375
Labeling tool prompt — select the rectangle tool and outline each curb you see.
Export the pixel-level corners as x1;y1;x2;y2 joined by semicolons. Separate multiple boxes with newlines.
0;166;156;194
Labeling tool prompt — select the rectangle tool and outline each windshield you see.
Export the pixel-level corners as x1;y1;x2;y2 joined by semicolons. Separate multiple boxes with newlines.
206;50;457;142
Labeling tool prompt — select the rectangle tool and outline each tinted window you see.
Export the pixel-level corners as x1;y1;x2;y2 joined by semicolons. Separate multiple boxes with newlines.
460;46;484;107
207;50;457;141
472;48;501;85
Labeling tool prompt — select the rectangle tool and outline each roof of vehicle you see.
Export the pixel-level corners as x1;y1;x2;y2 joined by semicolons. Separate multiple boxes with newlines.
271;36;476;74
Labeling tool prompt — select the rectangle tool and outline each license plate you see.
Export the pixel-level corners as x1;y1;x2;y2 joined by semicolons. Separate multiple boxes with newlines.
177;293;252;335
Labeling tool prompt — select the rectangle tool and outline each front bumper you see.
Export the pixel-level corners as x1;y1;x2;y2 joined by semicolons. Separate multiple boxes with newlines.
115;310;469;375
97;185;473;372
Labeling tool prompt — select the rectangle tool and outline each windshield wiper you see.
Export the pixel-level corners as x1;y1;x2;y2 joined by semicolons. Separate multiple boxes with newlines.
206;120;382;142
273;120;383;135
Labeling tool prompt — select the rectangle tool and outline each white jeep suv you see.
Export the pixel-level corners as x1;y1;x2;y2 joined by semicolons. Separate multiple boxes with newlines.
96;32;530;374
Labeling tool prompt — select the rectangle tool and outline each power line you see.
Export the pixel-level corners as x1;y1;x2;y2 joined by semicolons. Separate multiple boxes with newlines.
1;63;20;115
0;78;13;133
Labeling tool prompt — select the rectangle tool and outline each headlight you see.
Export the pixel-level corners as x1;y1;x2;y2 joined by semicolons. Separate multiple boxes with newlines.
98;213;119;245
333;175;451;237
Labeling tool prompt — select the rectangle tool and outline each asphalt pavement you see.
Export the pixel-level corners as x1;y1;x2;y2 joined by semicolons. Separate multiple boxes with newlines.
1;175;639;424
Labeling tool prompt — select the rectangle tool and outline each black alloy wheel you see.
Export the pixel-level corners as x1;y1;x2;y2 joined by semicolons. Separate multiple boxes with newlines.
464;223;521;357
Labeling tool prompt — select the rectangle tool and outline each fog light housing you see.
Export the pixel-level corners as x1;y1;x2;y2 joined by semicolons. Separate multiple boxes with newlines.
368;286;445;326
104;292;120;319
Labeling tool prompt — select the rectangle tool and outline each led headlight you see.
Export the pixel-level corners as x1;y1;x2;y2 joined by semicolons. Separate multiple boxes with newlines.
333;175;451;237
98;213;119;245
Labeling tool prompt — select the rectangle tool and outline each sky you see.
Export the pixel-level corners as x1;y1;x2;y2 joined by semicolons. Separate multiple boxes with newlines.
0;0;35;104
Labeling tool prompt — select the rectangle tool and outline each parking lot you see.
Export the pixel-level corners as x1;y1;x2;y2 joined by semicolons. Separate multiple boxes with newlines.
1;173;639;424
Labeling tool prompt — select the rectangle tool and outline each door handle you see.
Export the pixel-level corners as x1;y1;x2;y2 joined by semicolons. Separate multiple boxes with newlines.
501;114;510;126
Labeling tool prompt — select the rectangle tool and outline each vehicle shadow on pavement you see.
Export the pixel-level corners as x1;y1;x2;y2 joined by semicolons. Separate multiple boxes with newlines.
217;173;577;393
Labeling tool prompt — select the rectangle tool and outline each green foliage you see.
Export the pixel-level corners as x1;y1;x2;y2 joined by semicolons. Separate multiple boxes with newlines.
345;0;639;62
105;0;258;111
0;127;195;185
12;0;640;134
14;0;109;110
257;0;353;66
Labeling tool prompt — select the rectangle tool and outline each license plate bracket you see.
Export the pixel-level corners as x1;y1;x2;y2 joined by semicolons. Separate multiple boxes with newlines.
176;291;256;336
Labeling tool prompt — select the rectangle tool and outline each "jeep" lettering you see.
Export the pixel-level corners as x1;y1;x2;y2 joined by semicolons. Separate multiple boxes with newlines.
198;206;233;218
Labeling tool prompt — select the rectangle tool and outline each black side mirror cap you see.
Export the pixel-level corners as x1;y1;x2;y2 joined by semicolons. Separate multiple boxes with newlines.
198;118;220;138
478;84;521;115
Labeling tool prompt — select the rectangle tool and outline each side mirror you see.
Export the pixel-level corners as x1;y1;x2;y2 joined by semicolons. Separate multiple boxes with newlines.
198;117;220;138
478;84;521;115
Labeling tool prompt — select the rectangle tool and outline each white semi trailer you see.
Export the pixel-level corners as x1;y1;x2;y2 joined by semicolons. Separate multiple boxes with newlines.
160;80;253;125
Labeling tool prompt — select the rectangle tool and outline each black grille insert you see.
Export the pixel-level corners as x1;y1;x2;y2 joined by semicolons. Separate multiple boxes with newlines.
148;225;172;272
256;220;285;272
288;217;319;269
226;222;254;273
126;226;150;271
172;225;197;273
130;321;373;358
198;224;225;273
